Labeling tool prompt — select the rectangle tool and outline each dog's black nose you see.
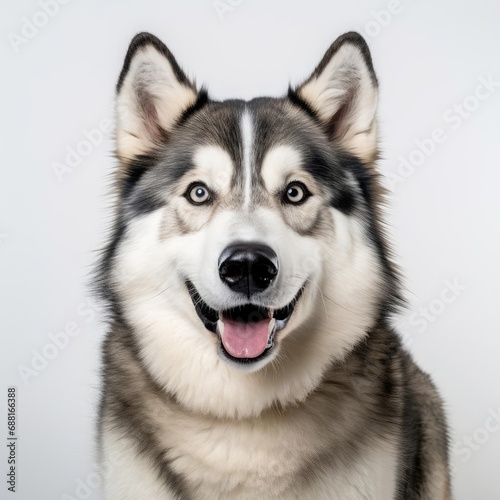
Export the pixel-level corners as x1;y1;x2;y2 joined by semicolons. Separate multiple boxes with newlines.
218;243;278;297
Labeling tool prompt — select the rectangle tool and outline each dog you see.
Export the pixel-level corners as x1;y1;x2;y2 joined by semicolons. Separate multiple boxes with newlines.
96;31;451;499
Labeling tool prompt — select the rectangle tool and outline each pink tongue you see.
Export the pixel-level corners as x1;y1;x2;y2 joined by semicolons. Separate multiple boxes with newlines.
221;318;271;359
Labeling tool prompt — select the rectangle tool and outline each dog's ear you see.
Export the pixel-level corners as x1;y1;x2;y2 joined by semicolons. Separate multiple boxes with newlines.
115;32;199;161
294;32;378;164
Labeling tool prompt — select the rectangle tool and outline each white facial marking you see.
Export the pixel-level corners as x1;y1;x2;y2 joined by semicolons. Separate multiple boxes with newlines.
191;145;234;195
260;145;304;192
240;110;254;209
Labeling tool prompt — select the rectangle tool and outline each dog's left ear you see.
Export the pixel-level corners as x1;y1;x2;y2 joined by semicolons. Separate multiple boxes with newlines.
294;32;378;163
115;32;199;162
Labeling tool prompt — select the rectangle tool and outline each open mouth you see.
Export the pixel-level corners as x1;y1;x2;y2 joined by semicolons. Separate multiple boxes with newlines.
186;281;304;364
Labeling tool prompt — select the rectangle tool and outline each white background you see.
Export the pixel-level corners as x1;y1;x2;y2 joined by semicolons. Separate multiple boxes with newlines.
1;1;499;499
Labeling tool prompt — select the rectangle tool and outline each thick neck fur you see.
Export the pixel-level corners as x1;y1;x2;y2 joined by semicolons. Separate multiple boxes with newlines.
99;317;452;499
100;317;404;436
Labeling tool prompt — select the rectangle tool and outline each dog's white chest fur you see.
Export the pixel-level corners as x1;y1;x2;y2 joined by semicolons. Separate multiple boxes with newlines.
102;411;397;500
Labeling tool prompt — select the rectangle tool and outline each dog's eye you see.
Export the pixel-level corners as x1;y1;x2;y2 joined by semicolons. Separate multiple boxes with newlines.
284;182;309;205
186;184;211;205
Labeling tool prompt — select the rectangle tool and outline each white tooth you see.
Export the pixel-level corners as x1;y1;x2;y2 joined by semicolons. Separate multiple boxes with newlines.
217;320;225;335
268;318;276;334
268;309;274;319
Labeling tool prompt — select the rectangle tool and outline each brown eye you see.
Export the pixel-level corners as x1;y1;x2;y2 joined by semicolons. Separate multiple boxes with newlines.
284;182;310;205
187;184;211;205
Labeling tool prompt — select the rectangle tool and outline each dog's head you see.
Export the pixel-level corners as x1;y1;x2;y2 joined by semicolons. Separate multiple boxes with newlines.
99;32;400;417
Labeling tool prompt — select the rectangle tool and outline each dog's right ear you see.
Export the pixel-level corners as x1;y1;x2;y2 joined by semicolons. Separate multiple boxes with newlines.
115;33;199;162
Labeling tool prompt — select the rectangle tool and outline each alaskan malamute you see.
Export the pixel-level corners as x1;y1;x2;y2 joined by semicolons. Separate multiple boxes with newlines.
97;32;451;499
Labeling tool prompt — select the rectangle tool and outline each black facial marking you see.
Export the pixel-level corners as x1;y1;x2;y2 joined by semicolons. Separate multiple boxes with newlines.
120;154;158;199
332;188;356;214
342;157;375;209
124;152;195;217
302;148;358;215
120;154;168;216
287;86;320;123
178;88;210;126
341;155;400;292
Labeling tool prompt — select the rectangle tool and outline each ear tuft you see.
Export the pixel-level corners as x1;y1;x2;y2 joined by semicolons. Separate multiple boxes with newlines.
295;32;379;163
115;32;199;162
